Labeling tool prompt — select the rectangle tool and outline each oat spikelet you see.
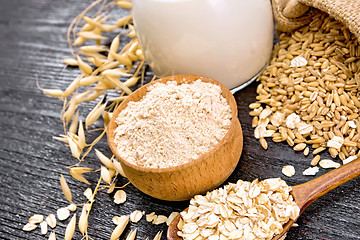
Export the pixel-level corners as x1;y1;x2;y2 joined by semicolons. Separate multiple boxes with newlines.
79;76;102;86
101;68;131;78
116;1;132;9
68;111;79;134
101;166;112;184
42;89;65;98
77;120;86;150
103;75;132;94
124;77;139;87
85;102;106;129
60;174;72;203
110;215;129;240
79;45;108;53
78;206;88;235
67;134;81;159
115;15;132;27
153;231;163;240
63;96;78;124
65;213;76;240
69;167;92;185
76;55;93;76
111;53;132;67
63;75;82;98
107;182;116;193
63;58;79;66
48;232;56;240
95;149;114;169
113;159;126;178
108;34;120;61
126;229;137;240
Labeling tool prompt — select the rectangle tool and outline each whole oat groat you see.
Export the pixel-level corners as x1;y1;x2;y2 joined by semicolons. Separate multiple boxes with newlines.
250;12;360;169
178;178;300;240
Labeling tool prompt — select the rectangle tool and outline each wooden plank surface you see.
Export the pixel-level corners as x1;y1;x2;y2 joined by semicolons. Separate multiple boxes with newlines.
0;0;359;239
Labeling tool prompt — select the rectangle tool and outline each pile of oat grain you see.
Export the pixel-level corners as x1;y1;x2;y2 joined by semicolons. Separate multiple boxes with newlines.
178;178;300;240
250;12;360;175
114;79;232;168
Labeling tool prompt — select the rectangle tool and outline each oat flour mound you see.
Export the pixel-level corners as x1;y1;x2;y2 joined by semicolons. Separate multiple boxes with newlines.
114;79;232;168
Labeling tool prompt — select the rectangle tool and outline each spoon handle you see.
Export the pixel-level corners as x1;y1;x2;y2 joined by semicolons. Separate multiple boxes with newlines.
292;157;360;211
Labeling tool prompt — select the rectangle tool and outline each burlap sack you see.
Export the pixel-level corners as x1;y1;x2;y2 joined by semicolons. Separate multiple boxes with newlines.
272;0;360;41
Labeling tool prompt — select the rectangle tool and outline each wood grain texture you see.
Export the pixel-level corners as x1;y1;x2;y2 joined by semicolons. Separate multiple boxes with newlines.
0;0;359;239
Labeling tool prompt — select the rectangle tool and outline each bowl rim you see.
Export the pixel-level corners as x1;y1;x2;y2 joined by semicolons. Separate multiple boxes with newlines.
107;74;239;173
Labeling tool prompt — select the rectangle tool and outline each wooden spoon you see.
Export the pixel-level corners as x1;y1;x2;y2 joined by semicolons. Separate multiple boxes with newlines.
167;157;360;240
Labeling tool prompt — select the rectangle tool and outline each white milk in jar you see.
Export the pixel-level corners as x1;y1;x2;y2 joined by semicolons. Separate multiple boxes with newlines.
132;0;273;90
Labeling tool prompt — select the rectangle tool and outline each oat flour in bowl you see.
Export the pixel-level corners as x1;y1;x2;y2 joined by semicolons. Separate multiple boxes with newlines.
114;79;232;168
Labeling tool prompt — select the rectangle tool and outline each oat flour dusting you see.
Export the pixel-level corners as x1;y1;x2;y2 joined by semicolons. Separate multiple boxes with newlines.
114;79;232;168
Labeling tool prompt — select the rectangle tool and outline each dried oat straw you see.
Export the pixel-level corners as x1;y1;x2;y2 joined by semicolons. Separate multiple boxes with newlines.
114;80;232;168
250;12;360;167
178;178;300;240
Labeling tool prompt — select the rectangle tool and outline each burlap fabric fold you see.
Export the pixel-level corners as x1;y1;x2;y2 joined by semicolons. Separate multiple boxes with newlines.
272;0;360;41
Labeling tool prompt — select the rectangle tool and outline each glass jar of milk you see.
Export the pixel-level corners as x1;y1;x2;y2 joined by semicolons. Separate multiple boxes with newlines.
132;0;273;91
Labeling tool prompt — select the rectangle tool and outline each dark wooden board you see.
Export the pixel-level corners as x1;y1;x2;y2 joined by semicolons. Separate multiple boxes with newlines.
0;0;359;239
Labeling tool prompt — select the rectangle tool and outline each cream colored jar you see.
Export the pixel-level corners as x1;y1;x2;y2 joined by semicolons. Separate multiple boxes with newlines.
132;0;273;90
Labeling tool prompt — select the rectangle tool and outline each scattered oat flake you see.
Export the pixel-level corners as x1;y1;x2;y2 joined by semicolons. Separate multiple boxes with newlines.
166;212;179;226
319;159;341;169
130;210;144;223
46;214;56;228
259;107;272;119
290;55;307;67
29;214;44;224
348;121;356;128
40;221;48;235
114;190;126;204
179;178;299;239
343;155;357;165
327;136;344;149
297;122;313;135
23;223;37;231
153;215;167;225
282;165;295;177
112;215;129;226
57;207;70;221
303;166;319;176
146;212;156;222
285;113;300;129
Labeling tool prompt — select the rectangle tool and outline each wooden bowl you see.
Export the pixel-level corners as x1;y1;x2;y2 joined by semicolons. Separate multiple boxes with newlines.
108;74;243;201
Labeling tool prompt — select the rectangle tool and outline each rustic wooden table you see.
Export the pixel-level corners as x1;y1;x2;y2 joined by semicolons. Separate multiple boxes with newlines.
0;0;359;239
